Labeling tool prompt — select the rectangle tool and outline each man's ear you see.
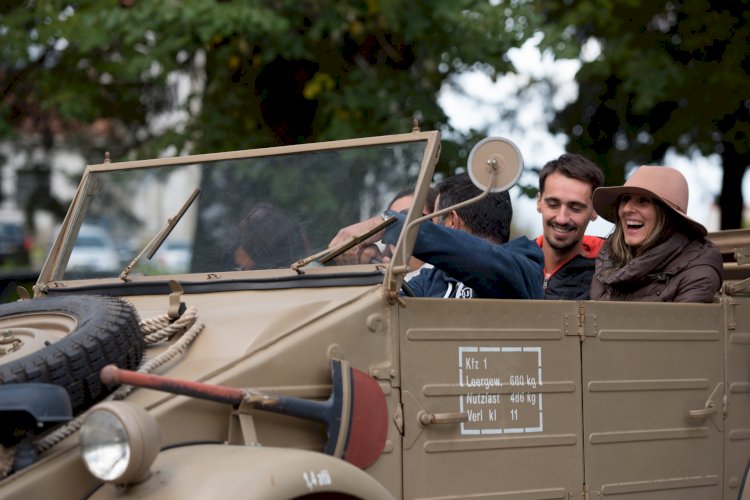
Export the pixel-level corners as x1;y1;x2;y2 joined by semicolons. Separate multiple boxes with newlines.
450;211;467;230
590;211;598;221
443;210;454;228
536;193;542;213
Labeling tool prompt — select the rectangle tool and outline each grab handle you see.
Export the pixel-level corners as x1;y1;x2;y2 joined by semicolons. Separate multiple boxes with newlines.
419;411;468;425
688;402;717;419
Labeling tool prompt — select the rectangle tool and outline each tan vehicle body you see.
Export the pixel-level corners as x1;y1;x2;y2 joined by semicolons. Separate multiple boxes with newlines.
1;131;749;499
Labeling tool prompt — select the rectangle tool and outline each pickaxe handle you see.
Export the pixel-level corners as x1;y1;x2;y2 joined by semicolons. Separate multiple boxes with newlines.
101;365;245;405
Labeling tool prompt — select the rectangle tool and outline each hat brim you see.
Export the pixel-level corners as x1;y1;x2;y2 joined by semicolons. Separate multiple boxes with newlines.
592;185;707;237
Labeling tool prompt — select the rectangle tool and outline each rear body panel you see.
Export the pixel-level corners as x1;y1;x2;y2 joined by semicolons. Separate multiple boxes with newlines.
582;301;725;498
725;294;750;498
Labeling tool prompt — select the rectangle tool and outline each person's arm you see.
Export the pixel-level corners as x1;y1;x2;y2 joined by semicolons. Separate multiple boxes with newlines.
329;213;544;299
327;215;389;264
383;214;544;299
672;265;722;303
588;249;610;301
671;241;724;303
588;275;608;300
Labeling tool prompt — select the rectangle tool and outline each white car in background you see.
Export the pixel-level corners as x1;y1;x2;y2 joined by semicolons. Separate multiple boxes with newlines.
154;240;192;273
65;225;121;272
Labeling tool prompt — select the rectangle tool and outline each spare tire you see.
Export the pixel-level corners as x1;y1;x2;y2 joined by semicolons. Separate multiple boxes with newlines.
0;295;143;414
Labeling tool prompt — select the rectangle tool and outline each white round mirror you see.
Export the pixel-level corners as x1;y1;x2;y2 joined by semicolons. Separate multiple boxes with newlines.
467;137;524;192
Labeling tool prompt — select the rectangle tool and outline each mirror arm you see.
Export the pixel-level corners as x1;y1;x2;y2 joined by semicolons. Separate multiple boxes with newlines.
384;138;520;303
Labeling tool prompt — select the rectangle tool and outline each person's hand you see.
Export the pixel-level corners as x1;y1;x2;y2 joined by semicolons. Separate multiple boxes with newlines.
328;216;388;264
360;244;390;264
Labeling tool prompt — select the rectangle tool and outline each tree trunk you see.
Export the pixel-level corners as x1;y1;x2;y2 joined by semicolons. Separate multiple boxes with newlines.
720;142;748;229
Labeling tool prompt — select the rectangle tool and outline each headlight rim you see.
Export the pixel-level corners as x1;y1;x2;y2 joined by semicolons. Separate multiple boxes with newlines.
80;401;160;485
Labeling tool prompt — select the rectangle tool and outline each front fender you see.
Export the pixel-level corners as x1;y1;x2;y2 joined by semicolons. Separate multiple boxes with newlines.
90;444;395;499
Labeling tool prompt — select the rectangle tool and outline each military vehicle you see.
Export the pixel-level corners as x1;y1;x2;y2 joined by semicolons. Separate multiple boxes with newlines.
0;129;748;499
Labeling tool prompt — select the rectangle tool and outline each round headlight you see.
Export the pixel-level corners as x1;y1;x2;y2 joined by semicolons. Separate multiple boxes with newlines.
80;402;160;485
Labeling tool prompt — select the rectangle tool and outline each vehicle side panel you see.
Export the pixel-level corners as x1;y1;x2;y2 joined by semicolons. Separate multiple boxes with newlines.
581;301;724;499
399;298;583;499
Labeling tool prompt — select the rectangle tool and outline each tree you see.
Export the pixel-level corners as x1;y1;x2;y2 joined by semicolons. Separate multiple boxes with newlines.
0;0;537;190
535;0;750;229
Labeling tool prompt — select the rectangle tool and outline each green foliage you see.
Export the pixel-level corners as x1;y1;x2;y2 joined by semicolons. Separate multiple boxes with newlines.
0;0;537;177
534;0;750;228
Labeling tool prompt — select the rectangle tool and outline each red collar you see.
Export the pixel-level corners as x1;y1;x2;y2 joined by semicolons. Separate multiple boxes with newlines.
536;235;605;276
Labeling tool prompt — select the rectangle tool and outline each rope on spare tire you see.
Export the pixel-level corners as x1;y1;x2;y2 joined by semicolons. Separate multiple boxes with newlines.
35;305;204;453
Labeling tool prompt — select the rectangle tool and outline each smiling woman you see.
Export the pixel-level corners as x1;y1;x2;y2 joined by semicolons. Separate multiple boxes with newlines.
589;166;723;303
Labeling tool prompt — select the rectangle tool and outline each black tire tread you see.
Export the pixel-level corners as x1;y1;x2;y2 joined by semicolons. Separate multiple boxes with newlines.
0;295;144;414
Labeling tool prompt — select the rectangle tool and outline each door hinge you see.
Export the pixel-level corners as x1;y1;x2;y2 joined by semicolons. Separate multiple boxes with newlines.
582;481;590;500
578;302;586;342
727;299;738;330
723;393;729;418
393;403;404;435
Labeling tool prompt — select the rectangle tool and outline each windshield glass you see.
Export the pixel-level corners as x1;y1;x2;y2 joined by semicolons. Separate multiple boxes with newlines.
60;139;428;279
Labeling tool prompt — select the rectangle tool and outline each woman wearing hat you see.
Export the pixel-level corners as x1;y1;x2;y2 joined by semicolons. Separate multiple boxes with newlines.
590;166;723;302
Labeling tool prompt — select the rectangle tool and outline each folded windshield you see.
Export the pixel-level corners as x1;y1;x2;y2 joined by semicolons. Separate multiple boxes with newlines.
59;139;429;280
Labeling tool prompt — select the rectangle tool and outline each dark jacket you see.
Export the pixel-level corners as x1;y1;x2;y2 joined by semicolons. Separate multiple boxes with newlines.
590;233;723;303
536;235;604;300
384;214;544;299
402;265;475;298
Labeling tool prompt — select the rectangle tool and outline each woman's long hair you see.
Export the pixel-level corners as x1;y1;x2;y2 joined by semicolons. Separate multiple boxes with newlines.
608;196;674;269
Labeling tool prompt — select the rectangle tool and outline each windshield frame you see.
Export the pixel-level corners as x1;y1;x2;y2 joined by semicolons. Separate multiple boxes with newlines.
36;130;441;292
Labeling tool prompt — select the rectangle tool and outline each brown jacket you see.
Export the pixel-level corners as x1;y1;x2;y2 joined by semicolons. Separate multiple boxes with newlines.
590;233;723;303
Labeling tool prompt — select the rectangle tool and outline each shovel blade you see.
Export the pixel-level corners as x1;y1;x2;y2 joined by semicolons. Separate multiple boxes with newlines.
341;362;388;469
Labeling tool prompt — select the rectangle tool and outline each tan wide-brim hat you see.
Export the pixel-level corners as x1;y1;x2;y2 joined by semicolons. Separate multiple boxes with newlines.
592;165;707;237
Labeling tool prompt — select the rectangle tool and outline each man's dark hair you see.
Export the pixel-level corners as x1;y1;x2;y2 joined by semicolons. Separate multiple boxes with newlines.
233;202;310;269
436;173;511;244
538;153;604;194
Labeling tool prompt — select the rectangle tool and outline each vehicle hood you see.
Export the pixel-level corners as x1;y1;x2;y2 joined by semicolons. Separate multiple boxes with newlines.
122;283;380;407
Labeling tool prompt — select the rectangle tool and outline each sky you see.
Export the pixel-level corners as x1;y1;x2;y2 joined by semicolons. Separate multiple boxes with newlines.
439;37;727;239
